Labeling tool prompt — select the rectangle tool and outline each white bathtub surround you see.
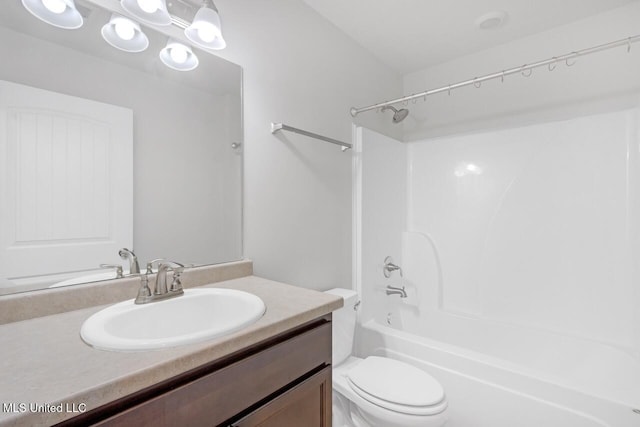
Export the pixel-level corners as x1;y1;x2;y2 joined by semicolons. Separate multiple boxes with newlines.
354;105;640;426
406;110;640;360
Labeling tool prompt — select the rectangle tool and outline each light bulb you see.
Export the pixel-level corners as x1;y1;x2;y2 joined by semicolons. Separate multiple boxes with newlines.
42;0;67;14
136;0;159;14
114;19;135;41
197;25;217;43
169;45;188;64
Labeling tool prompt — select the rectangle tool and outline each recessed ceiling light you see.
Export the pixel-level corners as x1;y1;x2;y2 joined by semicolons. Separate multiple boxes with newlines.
475;11;508;30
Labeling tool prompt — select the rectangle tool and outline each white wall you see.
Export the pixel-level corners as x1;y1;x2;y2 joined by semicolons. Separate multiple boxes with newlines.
402;2;640;141
214;0;402;290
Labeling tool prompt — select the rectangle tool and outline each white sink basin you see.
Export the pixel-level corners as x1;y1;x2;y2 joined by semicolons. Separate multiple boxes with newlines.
80;288;266;351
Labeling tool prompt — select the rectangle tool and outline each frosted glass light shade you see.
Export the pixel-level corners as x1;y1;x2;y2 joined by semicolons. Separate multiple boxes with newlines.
159;39;199;71
101;14;149;53
21;0;83;29
120;0;171;26
184;6;226;50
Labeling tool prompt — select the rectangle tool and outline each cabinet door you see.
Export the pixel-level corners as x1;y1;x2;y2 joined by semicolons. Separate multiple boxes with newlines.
232;366;332;427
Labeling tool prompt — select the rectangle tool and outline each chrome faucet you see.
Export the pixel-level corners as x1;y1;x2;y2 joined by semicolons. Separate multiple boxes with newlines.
118;248;140;274
154;261;185;297
386;285;407;298
134;261;185;304
383;256;403;278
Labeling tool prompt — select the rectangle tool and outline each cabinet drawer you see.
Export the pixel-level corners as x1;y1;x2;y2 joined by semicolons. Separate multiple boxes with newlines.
93;322;332;427
231;366;331;427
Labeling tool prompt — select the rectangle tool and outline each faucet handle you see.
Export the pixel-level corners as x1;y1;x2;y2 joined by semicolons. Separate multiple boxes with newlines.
169;273;183;293
100;264;124;279
383;256;403;278
134;274;153;304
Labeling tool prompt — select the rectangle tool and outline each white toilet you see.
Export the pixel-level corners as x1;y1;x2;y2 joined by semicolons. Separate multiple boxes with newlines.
326;288;448;427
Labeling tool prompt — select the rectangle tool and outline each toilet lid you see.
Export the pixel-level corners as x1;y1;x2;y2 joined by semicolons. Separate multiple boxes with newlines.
346;356;445;409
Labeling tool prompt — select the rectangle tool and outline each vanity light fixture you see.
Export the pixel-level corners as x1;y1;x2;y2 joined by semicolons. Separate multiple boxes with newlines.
121;0;171;26
21;0;83;29
184;1;226;50
159;38;199;71
101;14;149;53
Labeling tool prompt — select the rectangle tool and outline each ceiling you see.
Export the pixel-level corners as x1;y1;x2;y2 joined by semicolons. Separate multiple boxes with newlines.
303;0;638;75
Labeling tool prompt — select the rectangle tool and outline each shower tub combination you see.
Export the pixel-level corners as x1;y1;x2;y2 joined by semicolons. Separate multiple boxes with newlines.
353;107;640;426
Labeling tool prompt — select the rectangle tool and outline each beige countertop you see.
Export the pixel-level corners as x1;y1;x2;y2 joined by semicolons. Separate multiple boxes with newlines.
0;276;343;427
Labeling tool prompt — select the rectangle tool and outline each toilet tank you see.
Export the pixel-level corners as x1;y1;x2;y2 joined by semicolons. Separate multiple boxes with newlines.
324;288;359;366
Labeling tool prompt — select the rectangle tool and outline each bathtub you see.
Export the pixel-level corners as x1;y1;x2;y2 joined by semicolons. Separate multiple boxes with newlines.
356;317;640;427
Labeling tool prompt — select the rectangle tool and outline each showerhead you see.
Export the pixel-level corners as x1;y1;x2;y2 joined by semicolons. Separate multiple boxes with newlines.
381;105;409;124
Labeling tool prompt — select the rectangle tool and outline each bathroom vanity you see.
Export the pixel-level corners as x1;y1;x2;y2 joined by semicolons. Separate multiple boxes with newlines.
63;316;332;426
0;263;342;427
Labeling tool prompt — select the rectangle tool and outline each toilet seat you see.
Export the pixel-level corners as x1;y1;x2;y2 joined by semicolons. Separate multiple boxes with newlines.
345;356;446;416
347;379;447;416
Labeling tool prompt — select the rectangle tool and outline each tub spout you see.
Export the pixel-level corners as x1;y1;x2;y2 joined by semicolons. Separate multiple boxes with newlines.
386;285;407;298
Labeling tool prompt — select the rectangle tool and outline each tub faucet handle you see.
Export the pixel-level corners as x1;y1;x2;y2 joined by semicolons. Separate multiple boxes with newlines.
383;256;403;278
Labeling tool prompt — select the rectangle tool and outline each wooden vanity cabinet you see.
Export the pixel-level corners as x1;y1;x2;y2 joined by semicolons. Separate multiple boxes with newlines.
231;366;331;427
58;315;332;427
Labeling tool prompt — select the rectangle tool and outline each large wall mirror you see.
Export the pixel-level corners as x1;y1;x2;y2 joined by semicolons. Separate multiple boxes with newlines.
0;0;243;295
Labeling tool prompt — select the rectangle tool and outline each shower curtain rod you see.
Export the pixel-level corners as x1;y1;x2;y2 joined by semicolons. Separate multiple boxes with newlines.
271;122;352;151
350;34;640;117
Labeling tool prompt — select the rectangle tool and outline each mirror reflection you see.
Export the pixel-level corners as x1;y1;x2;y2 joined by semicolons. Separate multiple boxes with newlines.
0;0;243;295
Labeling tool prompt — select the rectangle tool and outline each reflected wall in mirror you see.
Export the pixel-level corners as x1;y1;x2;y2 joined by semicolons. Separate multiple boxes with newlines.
0;0;243;295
